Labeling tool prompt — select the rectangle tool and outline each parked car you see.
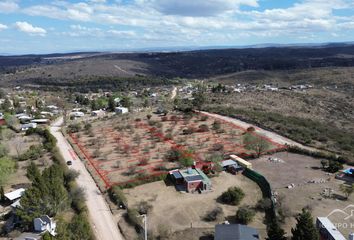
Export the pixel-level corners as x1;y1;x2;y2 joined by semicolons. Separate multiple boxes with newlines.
66;160;73;166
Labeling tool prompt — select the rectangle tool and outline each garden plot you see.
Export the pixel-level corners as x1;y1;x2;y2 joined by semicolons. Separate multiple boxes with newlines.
69;112;284;189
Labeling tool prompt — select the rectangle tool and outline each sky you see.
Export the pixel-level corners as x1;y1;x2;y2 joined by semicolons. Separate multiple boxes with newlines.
0;0;354;54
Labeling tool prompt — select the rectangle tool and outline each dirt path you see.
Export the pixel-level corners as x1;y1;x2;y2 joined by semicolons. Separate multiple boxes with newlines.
200;111;316;151
171;86;177;99
50;117;124;240
114;64;131;75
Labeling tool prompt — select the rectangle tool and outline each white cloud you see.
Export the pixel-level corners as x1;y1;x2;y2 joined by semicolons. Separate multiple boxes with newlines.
15;21;47;36
147;0;259;16
0;0;19;13
0;23;8;31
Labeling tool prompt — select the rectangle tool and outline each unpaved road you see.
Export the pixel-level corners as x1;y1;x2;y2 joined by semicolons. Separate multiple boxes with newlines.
200;111;316;151
171;86;177;99
50;117;124;240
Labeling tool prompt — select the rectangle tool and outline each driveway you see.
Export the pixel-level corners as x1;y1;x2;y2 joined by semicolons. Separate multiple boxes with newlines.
50;117;124;240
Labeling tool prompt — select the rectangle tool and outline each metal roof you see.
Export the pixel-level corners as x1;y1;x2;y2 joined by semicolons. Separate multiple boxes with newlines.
4;188;25;201
172;171;183;179
317;217;347;240
221;159;238;168
185;175;204;182
215;224;259;240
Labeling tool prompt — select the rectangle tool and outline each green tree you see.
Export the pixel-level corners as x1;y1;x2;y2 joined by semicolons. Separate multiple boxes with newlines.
291;209;319;240
235;206;255;224
339;184;354;200
266;219;287;240
69;213;93;240
1;98;12;112
326;160;343;173
108;96;116;112
192;84;206;110
244;133;270;157
120;96;132;108
220;187;245;205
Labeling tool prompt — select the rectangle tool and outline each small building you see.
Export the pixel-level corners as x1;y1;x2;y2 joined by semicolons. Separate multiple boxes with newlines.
215;224;260;240
221;159;243;174
31;119;49;124
115;107;129;114
70;111;85;118
0;112;3;119
169;168;212;193
34;215;57;236
14;232;41;240
4;188;25;204
230;155;253;170
21;123;37;131
19;115;33;123
40;111;54;117
316;217;346;240
91;110;105;117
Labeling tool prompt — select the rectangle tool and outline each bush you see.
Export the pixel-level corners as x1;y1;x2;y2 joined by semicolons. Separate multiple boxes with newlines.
17;145;43;161
67;123;81;133
109;186;127;208
235;207;255;224
198;124;209;132
220;187;245;205
127;208;141;227
137;201;153;215
203;207;224;222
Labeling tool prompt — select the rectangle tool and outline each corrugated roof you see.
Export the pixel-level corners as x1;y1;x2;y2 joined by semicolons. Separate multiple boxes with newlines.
4;188;25;201
317;217;347;240
215;224;259;240
221;159;238;168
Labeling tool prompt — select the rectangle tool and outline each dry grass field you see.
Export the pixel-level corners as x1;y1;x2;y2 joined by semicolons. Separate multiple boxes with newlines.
121;172;266;239
69;111;283;189
252;152;354;238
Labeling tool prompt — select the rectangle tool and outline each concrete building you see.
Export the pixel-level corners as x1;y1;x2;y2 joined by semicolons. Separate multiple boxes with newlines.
169;168;212;193
316;217;346;240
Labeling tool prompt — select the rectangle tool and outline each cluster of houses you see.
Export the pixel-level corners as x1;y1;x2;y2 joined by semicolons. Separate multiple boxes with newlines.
15;105;58;131
1;188;56;240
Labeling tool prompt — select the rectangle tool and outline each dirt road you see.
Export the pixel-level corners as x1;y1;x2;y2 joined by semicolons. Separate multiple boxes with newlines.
200;111;316;151
50;117;124;240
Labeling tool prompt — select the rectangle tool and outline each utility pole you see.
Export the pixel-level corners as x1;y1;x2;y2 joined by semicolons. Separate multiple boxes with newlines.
140;214;147;240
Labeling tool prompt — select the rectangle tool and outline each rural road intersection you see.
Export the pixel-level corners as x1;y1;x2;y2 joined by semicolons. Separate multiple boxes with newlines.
50;117;124;240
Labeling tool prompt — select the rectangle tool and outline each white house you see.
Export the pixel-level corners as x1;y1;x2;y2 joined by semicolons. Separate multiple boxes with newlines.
33;215;56;236
91;110;105;117
21;123;37;131
4;188;25;203
70;111;85;118
115;107;129;114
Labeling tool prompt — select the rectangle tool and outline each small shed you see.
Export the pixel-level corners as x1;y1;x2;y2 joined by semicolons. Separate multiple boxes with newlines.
91;110;105;117
115;107;129;114
34;215;57;236
21;123;37;131
4;188;25;203
70;111;85;118
221;159;243;174
169;168;212;193
230;155;252;170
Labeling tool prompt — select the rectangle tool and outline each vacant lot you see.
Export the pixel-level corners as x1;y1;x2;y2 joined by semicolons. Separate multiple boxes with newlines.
122;172;266;238
252;152;354;237
69;111;283;189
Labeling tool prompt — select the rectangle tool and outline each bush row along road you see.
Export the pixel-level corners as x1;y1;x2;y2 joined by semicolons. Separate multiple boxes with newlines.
50;117;124;240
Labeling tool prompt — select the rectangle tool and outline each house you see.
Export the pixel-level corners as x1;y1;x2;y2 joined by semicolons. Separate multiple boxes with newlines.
221;159;243;174
316;217;346;240
91;110;105;117
31;119;49;124
0;112;3;119
21;123;37;131
40;111;54;117
230;155;253;170
169;168;212;193
19;115;33;123
14;232;41;240
215;224;260;240
4;188;25;204
115;107;129;114
70;111;85;118
34;215;57;236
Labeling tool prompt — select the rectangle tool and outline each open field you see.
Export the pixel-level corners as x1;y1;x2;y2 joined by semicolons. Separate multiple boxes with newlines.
69;111;285;189
122;172;266;239
252;152;354;238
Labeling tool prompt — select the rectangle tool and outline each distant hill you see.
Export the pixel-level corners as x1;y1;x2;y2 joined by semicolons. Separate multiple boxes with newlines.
1;43;354;89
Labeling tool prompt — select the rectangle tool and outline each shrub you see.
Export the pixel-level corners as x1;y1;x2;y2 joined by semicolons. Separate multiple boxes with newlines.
127;208;141;227
137;201;153;215
67;123;81;133
200;115;208;121
109;186;127;208
212;120;221;130
198;124;209;132
220;187;245;205
235;207;255;224
203;207;224;222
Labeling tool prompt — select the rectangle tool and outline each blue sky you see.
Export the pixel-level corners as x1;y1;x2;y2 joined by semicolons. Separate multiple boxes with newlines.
0;0;354;54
